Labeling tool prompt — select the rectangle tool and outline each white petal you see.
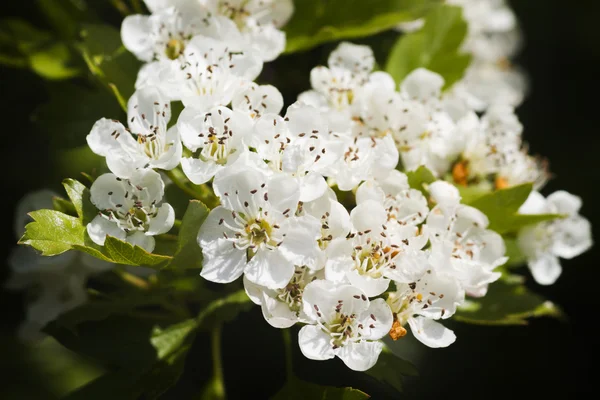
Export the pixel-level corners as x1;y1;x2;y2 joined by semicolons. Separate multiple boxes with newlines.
337;340;383;371
200;238;247;283
130;169;165;205
87;215;125;246
298;172;328;203
328;42;374;75
347;270;390;297
518;191;548;214
298;325;335;361
360;298;394;340
350;200;387;233
242;275;263;305
429;180;461;206
267;173;300;213
87;118;136;158
401;68;445;103
127;231;155;252
181;157;222;185
260;291;298;328
553;216;593;259
147;203;175;235
547;190;582;216
245;250;295;289
408;317;456;348
121;15;153;62
198;206;237;247
279;216;322;269
528;254;562;286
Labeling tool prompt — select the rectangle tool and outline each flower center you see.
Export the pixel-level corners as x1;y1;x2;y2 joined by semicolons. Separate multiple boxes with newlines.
165;38;185;60
276;267;310;313
352;240;399;278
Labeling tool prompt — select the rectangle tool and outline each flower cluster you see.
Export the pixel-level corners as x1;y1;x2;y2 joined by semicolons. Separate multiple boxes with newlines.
8;0;592;375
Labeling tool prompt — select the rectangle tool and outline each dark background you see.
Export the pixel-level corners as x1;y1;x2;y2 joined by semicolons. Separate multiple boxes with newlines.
1;1;599;398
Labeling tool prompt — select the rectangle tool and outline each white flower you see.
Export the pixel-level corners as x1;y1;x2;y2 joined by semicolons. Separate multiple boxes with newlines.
302;187;352;249
325;200;429;297
232;82;283;119
148;35;262;108
394;69;461;176
199;0;294;61
121;5;206;62
252;104;341;201
298;42;375;130
386;266;463;348
298;280;393;371
244;266;324;328
517;190;593;285
178;105;253;184
355;170;429;229
426;182;507;297
198;155;322;289
87;86;181;178
87;169;175;252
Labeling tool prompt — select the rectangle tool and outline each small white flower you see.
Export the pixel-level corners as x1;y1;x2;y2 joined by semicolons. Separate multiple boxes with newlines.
298;280;393;371
150;35;262;108
87;86;181;178
87;169;175;252
244;266;324;328
252;104;341;201
355;170;429;230
199;0;294;61
325;200;429;297
198;155;322;289
178;105;253;184
426;182;507;297
394;69;461;176
386;266;464;348
517;190;593;285
231;82;284;119
121;5;206;62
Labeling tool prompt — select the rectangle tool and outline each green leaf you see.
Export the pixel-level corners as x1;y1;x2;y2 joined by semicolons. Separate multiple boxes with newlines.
502;236;527;268
52;195;77;216
0;18;81;79
468;183;563;234
196;290;253;331
284;0;441;53
364;347;417;393
405;165;436;195
19;209;85;255
62;178;98;224
169;200;209;269
77;23;141;108
51;316;196;400
272;378;369;400
454;276;565;326
103;236;172;268
385;4;471;89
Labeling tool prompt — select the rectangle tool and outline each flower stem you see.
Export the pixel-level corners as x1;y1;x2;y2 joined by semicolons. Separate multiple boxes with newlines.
165;169;203;200
114;267;150;290
110;0;131;16
130;0;144;13
211;325;226;399
282;328;293;380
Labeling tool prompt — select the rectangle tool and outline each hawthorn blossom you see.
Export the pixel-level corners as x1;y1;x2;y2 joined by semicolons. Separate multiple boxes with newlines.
87;86;181;178
251;103;342;201
425;181;507;297
177;105;253;184
325;200;429;297
199;0;294;61
298;280;393;371
394;69;461;176
231;82;284;119
517;190;593;285
244;266;324;328
386;266;464;348
87;169;175;252
148;35;262;108
198;154;322;289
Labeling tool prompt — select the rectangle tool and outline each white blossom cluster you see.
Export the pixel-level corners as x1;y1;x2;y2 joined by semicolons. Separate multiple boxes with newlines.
7;0;592;373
